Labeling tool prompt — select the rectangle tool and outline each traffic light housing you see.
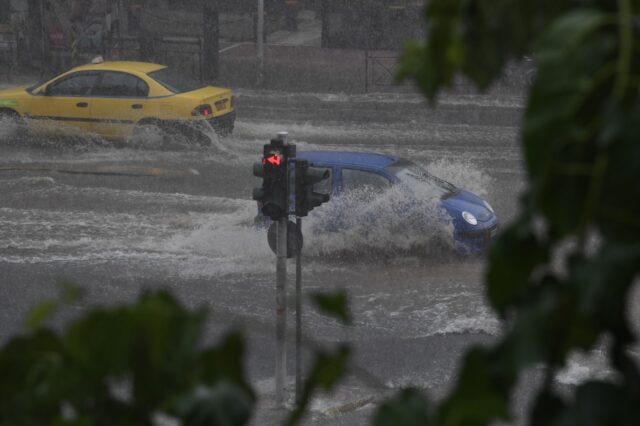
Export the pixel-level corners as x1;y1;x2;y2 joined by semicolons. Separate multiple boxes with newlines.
294;160;330;217
252;139;294;221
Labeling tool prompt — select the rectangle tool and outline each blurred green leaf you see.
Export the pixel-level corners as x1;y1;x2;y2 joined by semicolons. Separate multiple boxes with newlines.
0;291;254;426
59;281;85;305
25;300;57;331
530;388;566;426
24;281;86;332
52;418;93;426
175;382;253;426
568;381;640;425
286;345;350;426
199;332;254;397
438;348;510;426
311;290;351;324
486;219;549;315
394;0;640;425
373;388;431;426
570;244;640;340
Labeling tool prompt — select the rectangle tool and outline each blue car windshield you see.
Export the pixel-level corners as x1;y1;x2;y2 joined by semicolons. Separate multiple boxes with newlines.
386;159;457;198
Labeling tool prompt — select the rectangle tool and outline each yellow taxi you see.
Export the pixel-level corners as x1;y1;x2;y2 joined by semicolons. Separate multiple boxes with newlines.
0;59;235;143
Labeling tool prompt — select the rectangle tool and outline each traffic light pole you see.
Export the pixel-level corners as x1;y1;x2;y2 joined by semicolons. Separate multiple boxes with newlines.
295;216;302;404
252;132;326;407
274;131;289;407
275;216;287;406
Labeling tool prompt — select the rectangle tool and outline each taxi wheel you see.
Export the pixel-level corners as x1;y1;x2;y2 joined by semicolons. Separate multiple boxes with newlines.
130;120;168;146
0;109;27;140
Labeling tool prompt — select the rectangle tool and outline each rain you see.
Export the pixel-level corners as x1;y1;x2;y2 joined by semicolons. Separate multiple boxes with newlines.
0;1;625;425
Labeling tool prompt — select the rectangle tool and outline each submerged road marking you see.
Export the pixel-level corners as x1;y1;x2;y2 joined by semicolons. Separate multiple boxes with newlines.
219;42;246;53
0;164;200;177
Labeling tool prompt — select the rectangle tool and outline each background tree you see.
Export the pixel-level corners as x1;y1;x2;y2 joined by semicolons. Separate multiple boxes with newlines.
374;0;640;424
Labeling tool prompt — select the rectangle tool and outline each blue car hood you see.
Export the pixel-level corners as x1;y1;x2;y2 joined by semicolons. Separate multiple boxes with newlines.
440;190;494;224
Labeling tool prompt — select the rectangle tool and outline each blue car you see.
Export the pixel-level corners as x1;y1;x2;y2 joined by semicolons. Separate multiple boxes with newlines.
256;151;498;255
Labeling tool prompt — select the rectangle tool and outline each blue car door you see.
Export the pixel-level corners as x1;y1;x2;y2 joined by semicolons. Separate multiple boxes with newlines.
330;167;393;230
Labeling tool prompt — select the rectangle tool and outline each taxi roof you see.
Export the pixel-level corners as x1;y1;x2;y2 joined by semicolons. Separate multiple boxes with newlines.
70;61;166;74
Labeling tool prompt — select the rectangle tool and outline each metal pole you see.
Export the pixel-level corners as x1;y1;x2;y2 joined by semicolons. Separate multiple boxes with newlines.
295;217;302;404
275;216;287;406
118;0;124;59
275;131;288;406
39;0;46;76
256;0;264;86
364;49;369;93
203;3;219;82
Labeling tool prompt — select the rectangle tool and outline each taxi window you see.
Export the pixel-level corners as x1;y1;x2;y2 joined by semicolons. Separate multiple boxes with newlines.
342;168;391;192
47;72;99;96
148;68;203;93
92;72;149;97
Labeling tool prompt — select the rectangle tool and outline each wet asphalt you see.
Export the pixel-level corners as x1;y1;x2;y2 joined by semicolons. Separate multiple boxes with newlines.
0;88;538;424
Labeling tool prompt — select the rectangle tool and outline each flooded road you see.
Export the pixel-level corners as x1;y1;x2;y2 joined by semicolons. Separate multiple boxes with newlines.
0;89;542;423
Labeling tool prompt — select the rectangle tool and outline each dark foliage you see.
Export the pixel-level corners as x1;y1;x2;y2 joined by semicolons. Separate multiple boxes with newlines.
383;0;640;424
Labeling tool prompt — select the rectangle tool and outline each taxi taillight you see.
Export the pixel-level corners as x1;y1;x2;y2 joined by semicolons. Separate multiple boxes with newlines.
192;104;212;117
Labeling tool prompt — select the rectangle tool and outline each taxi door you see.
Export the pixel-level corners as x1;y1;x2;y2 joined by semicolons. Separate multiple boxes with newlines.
27;71;99;136
89;71;152;139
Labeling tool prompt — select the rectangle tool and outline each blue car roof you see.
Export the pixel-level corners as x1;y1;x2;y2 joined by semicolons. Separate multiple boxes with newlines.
297;151;399;170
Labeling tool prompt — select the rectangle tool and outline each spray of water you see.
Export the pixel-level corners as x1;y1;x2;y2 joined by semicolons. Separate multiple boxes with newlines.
0;114;244;157
304;185;455;258
424;158;492;198
0;116;21;141
126;120;238;157
163;202;275;277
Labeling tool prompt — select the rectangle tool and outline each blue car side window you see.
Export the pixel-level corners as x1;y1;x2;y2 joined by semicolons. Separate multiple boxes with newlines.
309;166;332;194
341;168;392;193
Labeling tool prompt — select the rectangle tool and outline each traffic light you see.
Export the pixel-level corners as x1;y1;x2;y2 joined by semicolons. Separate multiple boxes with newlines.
253;139;293;221
294;160;330;217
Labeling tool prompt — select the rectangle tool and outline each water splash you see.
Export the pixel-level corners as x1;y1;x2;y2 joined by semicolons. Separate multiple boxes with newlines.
0;116;21;141
423;158;492;198
163;204;275;276
0;114;242;157
304;185;455;258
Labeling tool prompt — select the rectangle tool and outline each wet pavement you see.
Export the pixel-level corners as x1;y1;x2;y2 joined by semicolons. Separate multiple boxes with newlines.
0;88;605;424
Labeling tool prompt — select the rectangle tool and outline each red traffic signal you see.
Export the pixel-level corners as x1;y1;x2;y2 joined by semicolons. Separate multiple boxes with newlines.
264;154;282;166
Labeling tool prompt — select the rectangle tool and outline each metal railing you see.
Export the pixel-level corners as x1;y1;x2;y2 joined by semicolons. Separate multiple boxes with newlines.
114;35;204;82
364;50;410;92
0;32;18;79
364;49;533;93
